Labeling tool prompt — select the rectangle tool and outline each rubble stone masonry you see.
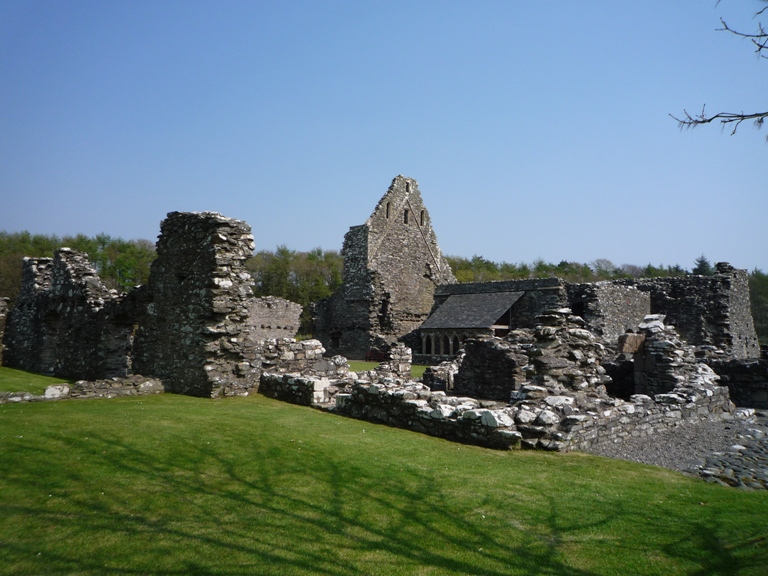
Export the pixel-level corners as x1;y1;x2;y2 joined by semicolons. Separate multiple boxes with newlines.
3;250;133;379
314;175;455;358
131;212;262;397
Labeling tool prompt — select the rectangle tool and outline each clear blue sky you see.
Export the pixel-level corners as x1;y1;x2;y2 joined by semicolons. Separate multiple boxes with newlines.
1;1;766;272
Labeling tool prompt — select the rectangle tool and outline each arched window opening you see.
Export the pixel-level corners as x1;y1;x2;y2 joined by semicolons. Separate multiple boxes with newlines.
452;335;460;354
404;209;409;224
406;181;411;193
441;335;450;355
420;210;425;226
385;202;390;219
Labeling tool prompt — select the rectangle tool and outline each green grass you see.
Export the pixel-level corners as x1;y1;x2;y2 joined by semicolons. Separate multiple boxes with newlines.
0;366;71;395
348;360;428;379
1;392;767;575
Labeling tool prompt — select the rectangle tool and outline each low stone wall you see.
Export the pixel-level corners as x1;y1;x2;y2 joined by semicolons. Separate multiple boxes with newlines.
260;338;350;378
259;373;335;406
334;380;522;449
0;375;165;404
708;359;768;408
260;370;516;449
255;312;736;453
329;375;733;452
563;387;733;451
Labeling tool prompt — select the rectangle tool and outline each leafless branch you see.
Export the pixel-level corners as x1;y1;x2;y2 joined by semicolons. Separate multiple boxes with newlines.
670;106;768;135
673;3;767;139
718;18;768;58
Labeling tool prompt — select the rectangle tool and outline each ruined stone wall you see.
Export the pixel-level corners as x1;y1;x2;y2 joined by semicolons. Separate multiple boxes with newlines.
451;336;529;400
248;296;301;341
3;257;54;371
315;176;455;358
566;282;650;341
259;338;350;378
2;212;313;396
246;311;737;453
708;359;768;408
132;212;261;397
0;375;165;404
621;264;759;359
0;297;9;365
2;251;133;379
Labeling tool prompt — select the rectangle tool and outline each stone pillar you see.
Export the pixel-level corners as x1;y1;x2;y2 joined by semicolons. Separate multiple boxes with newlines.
132;212;260;397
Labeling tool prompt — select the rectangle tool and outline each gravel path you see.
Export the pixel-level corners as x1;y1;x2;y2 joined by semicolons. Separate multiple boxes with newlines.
583;410;768;489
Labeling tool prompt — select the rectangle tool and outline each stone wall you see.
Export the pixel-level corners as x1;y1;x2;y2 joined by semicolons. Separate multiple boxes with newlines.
1;211;314;398
0;297;8;365
451;336;529;400
0;375;165;404
314;176;456;358
566;282;650;341
2;250;133;380
248;296;301;341
132;212;262;397
622;264;759;359
708;359;768;408
261;310;735;453
259;338;350;378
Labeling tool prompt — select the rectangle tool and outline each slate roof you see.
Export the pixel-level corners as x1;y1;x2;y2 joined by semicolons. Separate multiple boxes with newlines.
420;291;525;329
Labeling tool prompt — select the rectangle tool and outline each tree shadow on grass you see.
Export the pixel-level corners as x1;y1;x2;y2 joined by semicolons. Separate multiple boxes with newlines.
1;406;767;575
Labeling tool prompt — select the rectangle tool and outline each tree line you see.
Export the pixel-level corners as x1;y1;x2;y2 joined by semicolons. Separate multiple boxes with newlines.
0;231;155;300
0;232;765;344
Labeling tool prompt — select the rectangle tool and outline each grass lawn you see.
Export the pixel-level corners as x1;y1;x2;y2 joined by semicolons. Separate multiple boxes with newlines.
348;360;428;379
0;366;72;395
1;392;767;575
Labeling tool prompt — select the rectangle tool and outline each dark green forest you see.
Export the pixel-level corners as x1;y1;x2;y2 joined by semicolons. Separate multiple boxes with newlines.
1;232;766;343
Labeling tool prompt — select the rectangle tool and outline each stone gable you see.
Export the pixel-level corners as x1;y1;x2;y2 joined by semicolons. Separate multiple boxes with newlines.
315;175;455;358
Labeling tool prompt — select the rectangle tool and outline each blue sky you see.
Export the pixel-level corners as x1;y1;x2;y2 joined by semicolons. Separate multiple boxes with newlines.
1;1;766;272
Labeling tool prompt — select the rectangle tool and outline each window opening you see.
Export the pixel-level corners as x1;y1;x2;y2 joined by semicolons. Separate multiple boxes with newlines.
404;209;409;224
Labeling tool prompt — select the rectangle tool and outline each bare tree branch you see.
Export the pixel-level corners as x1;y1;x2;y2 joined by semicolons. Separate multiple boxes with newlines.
718;18;768;59
670;106;767;135
673;3;767;138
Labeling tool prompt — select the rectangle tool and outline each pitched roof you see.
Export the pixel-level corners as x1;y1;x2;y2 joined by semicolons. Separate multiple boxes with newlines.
420;291;524;329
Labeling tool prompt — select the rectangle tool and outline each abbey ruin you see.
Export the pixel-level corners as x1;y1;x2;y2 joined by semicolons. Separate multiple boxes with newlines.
314;175;456;358
1;176;767;483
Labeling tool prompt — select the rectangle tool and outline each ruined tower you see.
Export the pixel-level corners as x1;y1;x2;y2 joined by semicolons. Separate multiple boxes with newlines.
314;175;456;358
131;212;263;397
